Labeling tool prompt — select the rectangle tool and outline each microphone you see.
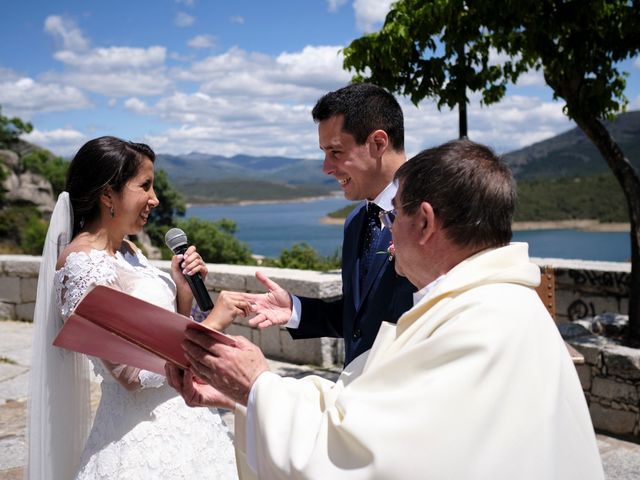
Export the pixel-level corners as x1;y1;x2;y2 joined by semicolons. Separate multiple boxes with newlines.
164;228;214;311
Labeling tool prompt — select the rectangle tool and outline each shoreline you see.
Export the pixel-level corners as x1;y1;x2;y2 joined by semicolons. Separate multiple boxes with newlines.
187;192;343;208
322;217;630;232
184;197;630;233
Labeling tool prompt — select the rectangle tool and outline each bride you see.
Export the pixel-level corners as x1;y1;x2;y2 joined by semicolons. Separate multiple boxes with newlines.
27;136;244;479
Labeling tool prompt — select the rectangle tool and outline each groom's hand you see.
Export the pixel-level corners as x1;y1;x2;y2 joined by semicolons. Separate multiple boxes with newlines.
242;271;294;328
182;331;269;406
165;363;235;410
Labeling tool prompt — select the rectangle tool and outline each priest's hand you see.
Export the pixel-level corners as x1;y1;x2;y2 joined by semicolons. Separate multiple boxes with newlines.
182;330;270;406
165;363;236;410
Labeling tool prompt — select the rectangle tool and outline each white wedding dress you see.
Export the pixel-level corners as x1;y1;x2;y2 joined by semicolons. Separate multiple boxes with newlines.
54;248;238;480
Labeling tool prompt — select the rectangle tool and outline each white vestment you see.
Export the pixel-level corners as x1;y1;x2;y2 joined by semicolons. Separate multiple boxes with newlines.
235;243;604;479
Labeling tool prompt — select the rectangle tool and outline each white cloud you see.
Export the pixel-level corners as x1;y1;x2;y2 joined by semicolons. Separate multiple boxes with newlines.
629;94;640;109
486;48;544;87
175;45;349;102
0;68;19;82
54;46;166;70
398;92;573;157
176;0;195;6
188;35;216;49
353;0;394;31
144;119;318;158
46;45;170;97
44;15;90;52
22;128;86;157
41;16;170;98
25;14;587;159
230;16;245;25
634;57;640;69
124;97;148;113
47;69;171;97
175;12;195;27
326;0;348;12
514;69;545;87
0;77;91;117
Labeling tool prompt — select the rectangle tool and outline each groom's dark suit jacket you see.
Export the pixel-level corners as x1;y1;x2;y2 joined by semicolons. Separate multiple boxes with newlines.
288;202;416;366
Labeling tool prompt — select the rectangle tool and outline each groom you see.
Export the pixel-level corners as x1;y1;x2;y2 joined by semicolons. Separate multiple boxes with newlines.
247;83;415;367
167;139;603;479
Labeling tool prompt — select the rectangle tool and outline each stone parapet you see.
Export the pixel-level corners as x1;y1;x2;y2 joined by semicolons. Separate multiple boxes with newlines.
570;335;640;440
533;257;631;323
0;255;344;367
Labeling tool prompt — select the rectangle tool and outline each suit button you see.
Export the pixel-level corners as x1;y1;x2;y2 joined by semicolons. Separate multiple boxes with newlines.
352;329;362;339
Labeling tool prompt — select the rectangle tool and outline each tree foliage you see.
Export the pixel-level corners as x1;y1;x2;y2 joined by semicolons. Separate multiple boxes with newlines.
343;0;640;341
0;205;46;254
145;169;254;266
0;106;33;147
21;149;69;195
263;243;341;271
144;168;187;251
176;216;254;265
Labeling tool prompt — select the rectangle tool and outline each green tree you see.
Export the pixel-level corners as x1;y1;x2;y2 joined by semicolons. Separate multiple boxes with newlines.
0;205;45;253
343;0;640;342
176;216;254;265
0;106;32;147
264;243;341;271
21;149;69;195
0;163;8;205
21;215;48;254
145;169;187;249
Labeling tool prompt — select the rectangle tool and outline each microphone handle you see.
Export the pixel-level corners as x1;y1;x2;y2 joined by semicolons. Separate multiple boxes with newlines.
173;246;214;311
185;273;214;311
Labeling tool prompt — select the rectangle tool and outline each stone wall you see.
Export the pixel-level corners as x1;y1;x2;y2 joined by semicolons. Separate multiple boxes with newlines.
536;257;631;324
0;254;631;358
570;335;640;441
0;255;345;367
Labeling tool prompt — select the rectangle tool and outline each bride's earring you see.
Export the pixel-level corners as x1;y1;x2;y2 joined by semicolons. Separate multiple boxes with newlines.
110;205;115;218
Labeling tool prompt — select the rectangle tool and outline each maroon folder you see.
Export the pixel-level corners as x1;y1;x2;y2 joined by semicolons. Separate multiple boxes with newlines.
53;285;235;375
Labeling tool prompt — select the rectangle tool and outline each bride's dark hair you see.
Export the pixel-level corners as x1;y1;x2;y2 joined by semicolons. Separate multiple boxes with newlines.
66;136;156;236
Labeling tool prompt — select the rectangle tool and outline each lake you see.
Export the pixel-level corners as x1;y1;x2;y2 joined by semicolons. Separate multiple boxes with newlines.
186;198;631;262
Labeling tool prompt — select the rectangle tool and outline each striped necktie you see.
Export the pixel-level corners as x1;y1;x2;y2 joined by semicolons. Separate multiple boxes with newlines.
359;202;382;288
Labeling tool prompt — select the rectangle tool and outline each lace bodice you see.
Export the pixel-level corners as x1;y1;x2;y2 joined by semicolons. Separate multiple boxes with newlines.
55;248;177;388
55;248;176;319
54;248;237;479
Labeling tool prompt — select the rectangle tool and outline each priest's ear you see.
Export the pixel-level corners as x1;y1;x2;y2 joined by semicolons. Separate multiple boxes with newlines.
417;201;437;245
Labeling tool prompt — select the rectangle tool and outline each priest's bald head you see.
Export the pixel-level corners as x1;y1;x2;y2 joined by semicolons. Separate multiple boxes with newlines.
389;139;517;290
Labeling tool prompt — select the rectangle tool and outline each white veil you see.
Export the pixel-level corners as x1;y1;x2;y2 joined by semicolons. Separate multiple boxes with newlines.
26;192;92;479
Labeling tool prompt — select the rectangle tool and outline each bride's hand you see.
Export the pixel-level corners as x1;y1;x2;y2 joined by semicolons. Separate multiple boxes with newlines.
202;291;252;330
171;245;208;297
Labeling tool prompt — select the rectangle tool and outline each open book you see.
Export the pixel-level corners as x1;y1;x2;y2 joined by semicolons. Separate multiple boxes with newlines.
53;285;235;375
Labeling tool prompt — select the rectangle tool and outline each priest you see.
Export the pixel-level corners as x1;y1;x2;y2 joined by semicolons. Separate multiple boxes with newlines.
167;139;603;480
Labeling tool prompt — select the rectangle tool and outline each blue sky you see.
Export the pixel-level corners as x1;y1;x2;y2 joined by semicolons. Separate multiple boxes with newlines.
1;0;639;159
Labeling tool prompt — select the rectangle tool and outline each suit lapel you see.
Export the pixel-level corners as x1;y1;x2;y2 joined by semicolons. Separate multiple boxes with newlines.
343;205;367;311
358;227;392;310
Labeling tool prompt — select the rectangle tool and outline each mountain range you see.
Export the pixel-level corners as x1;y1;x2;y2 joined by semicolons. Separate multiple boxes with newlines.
502;110;640;179
156;111;639;202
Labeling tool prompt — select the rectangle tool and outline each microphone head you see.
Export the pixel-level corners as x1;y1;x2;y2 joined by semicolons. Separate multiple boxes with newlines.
165;227;188;252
